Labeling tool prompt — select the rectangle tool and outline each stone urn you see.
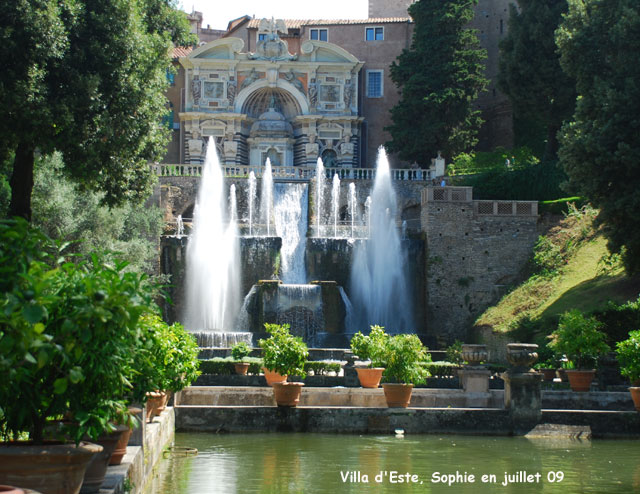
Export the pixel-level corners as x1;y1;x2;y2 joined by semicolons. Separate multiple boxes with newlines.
506;343;539;372
461;344;488;366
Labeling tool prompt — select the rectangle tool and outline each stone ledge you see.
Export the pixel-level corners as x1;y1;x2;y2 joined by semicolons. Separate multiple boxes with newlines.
97;407;175;494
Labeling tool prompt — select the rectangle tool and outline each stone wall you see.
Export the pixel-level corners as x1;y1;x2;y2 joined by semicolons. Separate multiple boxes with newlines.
421;187;538;346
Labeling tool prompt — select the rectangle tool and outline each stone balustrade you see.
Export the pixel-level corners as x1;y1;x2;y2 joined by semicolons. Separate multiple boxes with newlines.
421;186;538;217
152;163;436;182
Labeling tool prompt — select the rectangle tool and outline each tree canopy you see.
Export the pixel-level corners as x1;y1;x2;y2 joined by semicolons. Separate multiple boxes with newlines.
498;0;576;160
0;0;194;220
556;0;640;273
386;0;487;164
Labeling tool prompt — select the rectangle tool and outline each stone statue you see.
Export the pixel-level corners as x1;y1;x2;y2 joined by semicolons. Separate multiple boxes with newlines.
344;79;353;108
308;79;318;108
249;18;297;62
191;77;201;106
240;69;259;90
284;69;305;94
227;80;236;105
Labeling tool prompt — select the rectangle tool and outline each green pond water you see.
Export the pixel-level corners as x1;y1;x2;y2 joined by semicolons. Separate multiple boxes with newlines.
147;432;640;493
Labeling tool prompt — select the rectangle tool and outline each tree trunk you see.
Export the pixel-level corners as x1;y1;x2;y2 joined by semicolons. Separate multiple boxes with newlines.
8;141;35;221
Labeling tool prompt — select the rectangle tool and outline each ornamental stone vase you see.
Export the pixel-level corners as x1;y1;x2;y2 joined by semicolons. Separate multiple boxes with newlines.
506;343;539;372
461;344;488;366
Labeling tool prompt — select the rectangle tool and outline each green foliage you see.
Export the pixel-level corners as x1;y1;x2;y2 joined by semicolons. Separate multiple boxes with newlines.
556;0;640;273
386;0;488;163
533;236;565;276
591;297;640;344
0;219;159;444
538;197;586;216
421;361;457;377
616;330;640;383
0;0;195;219
383;334;429;385
259;324;309;379
349;325;389;368
231;341;252;361
445;340;464;365
452;160;567;201
137;314;200;394
28;153;163;272
448;147;539;176
498;0;576;160
549;310;610;369
199;357;263;376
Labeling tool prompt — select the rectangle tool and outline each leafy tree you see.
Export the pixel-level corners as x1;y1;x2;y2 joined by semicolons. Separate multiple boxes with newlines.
30;153;164;273
498;0;576;160
556;0;640;273
386;0;488;164
0;0;194;220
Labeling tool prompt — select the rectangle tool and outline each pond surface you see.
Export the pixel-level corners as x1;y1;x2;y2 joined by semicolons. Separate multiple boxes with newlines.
147;432;640;493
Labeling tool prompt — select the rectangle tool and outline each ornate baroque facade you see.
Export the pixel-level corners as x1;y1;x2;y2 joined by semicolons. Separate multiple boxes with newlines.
179;19;363;168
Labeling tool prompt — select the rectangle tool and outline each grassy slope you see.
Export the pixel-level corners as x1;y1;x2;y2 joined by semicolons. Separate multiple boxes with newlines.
474;211;640;337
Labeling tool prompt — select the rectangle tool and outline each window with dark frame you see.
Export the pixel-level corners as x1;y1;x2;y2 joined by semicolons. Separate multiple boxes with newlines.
310;28;328;41
365;27;384;41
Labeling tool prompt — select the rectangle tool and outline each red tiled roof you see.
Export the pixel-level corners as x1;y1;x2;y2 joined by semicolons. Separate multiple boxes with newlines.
172;46;194;59
246;17;412;29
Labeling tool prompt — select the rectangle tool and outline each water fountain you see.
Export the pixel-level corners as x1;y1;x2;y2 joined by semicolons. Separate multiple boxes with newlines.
184;138;249;346
348;183;357;239
248;172;256;236
315;158;325;237
260;159;273;236
175;214;184;237
331;173;340;238
349;147;414;333
273;182;308;284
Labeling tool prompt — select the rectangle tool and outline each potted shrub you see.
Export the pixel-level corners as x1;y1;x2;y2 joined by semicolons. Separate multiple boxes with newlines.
0;219;158;493
549;310;610;392
231;341;252;375
350;325;389;388
616;330;640;410
259;324;308;406
382;334;429;407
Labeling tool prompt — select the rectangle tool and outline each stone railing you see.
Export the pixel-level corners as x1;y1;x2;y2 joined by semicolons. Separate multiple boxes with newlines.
422;187;538;216
421;186;474;203
152;163;435;182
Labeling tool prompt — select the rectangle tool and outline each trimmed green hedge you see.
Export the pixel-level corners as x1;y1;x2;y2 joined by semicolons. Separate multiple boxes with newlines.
198;358;342;376
538;197;586;216
420;361;459;377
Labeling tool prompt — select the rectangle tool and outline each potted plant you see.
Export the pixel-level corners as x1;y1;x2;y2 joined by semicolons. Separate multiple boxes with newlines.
259;324;308;406
616;330;640;410
0;219;158;493
549;310;610;392
231;341;252;375
381;334;429;407
350;325;389;388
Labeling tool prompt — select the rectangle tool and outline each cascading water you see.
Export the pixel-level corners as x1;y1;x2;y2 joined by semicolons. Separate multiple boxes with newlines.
315;157;325;237
273;183;308;284
230;184;238;223
365;196;372;237
175;214;184;237
248;172;256;236
349;146;413;332
260;159;273;236
348;182;356;239
332;173;340;238
185;138;241;332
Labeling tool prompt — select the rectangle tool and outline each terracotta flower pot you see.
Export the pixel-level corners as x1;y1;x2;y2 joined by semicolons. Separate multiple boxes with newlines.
262;368;287;386
540;368;556;382
272;382;304;407
629;387;640;411
0;486;25;494
109;407;142;466
80;424;128;494
234;362;250;375
0;442;102;494
382;383;414;408
146;391;166;422
566;369;595;392
355;368;384;388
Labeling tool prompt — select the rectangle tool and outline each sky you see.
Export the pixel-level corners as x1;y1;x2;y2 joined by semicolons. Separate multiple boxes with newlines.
179;0;369;31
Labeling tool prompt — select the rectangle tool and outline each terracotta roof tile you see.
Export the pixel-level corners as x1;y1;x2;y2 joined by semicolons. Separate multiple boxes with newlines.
246;17;411;29
172;46;193;58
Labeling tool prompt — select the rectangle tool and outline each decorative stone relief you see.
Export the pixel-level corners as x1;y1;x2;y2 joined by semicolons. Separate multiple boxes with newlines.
191;77;201;106
240;69;260;90
227;80;236;105
283;69;305;95
248;18;297;62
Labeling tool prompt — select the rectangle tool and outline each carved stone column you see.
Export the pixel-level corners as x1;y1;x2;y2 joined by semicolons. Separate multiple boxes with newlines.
501;343;542;433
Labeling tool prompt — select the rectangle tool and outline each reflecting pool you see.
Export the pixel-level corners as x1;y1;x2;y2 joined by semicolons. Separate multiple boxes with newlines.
147;432;640;493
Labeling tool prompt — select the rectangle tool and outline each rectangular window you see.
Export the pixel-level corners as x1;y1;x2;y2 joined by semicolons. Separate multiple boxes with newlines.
366;70;383;98
310;28;328;41
258;33;267;42
365;27;384;41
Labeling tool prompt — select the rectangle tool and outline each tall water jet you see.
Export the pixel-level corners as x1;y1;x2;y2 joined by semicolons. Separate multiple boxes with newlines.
349;147;413;332
185;137;241;331
260;159;273;236
332;173;340;238
365;196;371;238
315;158;325;237
230;184;238;223
175;214;184;237
273;183;308;284
348;182;357;239
248;172;256;236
